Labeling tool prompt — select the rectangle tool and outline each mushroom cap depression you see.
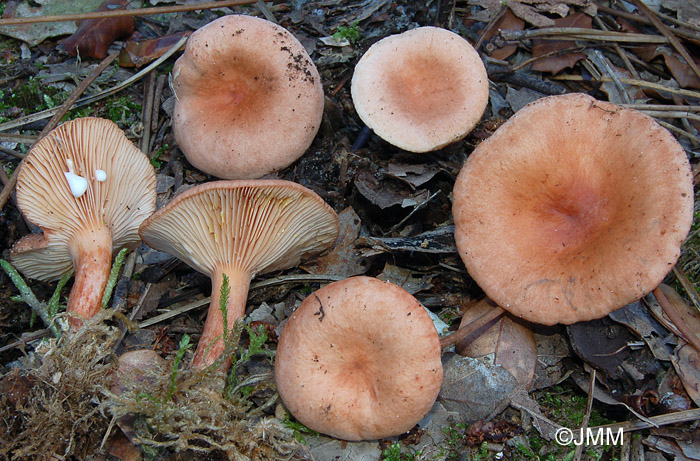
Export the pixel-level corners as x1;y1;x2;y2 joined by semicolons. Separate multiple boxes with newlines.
452;93;694;325
351;26;488;152
11;117;156;281
172;15;324;179
275;276;443;441
138;180;339;279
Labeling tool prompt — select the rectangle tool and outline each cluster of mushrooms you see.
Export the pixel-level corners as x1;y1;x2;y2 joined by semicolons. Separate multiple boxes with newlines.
10;14;694;443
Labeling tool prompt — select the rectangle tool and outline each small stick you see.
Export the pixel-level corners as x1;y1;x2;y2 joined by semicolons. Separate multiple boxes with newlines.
574;369;596;461
138;274;345;328
593;15;639;80
597;5;700;37
0;145;25;159
0;0;256;26
500;28;669;44
552;74;700;99
474;4;506;50
652;286;700;353
672;265;700;312
439;305;506;349
656;120;700;144
621;104;700;111
140;71;156;154
587;408;700;434
0;52;118;211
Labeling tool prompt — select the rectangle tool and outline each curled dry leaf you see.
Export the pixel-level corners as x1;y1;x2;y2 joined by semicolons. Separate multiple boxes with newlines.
531;13;591;74
300;207;370;278
653;284;700;345
118;32;190;68
671;343;700;407
63;0;134;59
609;301;675;361
456;298;537;390
634;45;700;90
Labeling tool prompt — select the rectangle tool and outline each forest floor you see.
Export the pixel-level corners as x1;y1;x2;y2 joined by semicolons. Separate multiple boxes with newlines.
0;0;699;460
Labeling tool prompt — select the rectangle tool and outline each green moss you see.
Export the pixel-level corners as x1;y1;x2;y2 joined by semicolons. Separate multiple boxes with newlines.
105;95;141;124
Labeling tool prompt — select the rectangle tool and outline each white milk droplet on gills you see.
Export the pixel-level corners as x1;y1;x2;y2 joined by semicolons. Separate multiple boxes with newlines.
95;169;107;182
64;159;88;198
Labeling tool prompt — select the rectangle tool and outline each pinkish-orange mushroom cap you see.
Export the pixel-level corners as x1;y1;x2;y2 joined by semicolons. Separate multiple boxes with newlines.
172;15;324;179
275;276;443;441
351;26;488;152
452;93;694;325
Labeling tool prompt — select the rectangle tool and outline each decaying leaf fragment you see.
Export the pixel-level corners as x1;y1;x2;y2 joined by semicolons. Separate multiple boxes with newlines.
469;0;597;27
63;0;134;59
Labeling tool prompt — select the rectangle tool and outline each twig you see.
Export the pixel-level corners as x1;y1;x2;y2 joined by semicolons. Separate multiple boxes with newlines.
597;5;700;37
587;408;700;434
593;16;639;80
0;133;38;144
137;274;345;328
0;145;25;159
151;74;167;133
474;4;506;51
0;0;256;25
672;265;700;312
0;36;187;133
551;74;700;99
384;190;441;236
255;0;276;23
640;111;700;122
140;71;156;154
628;0;700;83
439;305;505;349
656;120;700;144
574;369;596;461
0;51;118;212
500;28;669;44
0;328;50;353
509;46;586;73
653;286;700;353
621;104;700;111
591;49;632;104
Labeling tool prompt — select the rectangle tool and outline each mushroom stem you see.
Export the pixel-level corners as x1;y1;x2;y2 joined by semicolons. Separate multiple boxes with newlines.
191;267;251;369
67;226;113;330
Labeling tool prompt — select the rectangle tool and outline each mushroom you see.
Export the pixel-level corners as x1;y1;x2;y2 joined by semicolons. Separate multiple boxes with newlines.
275;276;443;441
138;180;339;369
351;26;489;153
452;93;694;325
171;15;325;179
11;117;156;330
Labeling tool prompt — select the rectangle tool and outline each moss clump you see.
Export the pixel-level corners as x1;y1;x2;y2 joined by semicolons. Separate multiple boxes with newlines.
0;310;119;459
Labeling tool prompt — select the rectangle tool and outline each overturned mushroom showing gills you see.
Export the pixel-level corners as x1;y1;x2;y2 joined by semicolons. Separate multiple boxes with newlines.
12;117;156;330
351;26;488;153
275;276;443;441
138;180;339;369
452;93;694;325
172;14;324;179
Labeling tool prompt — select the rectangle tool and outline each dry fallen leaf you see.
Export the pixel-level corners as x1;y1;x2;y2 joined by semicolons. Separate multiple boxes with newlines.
456;298;538;390
531;12;591;74
633;45;700;90
118;32;190;68
301;207;370;278
63;0;134;59
671;343;700;407
470;0;596;28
